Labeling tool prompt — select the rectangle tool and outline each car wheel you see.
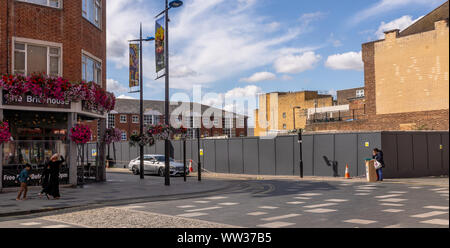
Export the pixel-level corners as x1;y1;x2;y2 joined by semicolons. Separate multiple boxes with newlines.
132;166;139;175
158;168;165;177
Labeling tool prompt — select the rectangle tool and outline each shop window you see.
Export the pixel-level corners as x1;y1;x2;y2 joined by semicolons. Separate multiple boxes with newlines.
107;114;115;128
18;0;62;8
82;0;102;28
132;115;139;123
121;131;127;141
82;53;102;85
120;115;127;123
13;40;61;76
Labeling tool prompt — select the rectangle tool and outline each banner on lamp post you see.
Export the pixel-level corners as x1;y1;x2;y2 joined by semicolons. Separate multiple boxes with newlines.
129;44;140;88
155;16;165;73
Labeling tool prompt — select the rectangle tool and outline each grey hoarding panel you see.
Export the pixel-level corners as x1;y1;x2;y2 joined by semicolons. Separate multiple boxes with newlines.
299;135;314;176
412;134;430;177
186;140;192;162
192;140;199;165
259;139;276;175
155;141;165;155
203;140;216;172
313;134;335;177
229;139;244;174
397;134;414;177
442;133;449;175
172;141;182;161
381;134;398;178
335;134;358;178
427;133;443;176
358;133;381;177
243;138;259;174
275;136;295;175
215;140;229;173
130;145;138;161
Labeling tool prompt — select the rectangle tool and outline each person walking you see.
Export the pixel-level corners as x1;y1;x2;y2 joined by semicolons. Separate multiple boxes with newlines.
45;154;64;200
39;163;51;199
16;164;32;201
372;148;385;181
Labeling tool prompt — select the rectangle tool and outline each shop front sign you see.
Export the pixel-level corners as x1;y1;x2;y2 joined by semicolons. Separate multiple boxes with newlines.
2;93;70;109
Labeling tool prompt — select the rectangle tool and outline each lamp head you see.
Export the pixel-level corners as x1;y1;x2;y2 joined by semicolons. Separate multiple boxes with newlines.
169;0;183;8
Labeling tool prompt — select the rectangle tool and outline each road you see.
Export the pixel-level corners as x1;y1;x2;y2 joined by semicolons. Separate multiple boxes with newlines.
0;176;448;228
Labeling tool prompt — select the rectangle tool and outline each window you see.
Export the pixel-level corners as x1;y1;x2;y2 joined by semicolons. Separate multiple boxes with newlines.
82;53;102;85
107;114;115;128
18;0;62;8
13;40;61;76
223;129;231;137
282;112;286;118
121;131;127;141
202;117;210;127
213;118;220;126
356;89;365;98
144;115;153;125
120;115;127;123
132;130;138;136
82;0;102;28
238;118;245;128
283;124;287;129
224;118;233;128
132;115;139;123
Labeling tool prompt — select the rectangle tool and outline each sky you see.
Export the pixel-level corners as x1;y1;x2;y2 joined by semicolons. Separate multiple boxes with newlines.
106;0;447;125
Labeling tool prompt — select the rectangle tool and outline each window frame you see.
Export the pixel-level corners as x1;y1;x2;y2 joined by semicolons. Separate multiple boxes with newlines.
132;115;139;124
82;50;102;86
17;0;63;9
356;89;365;98
12;37;62;77
82;0;102;29
121;131;127;141
107;114;115;128
120;115;127;123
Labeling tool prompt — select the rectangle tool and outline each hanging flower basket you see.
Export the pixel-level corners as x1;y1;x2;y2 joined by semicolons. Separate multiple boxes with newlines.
129;125;188;147
70;124;92;144
0;73;116;114
0;121;12;144
103;128;122;145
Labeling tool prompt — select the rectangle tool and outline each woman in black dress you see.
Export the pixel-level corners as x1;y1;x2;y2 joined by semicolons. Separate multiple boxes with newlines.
44;154;64;199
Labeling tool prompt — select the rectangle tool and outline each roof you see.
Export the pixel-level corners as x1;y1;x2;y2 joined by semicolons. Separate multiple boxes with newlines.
400;1;449;37
113;99;247;118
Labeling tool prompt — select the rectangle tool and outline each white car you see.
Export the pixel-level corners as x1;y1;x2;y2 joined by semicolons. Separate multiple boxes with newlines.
128;154;189;177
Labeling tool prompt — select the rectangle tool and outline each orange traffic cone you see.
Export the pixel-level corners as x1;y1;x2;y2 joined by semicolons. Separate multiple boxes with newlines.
189;160;193;172
345;164;351;179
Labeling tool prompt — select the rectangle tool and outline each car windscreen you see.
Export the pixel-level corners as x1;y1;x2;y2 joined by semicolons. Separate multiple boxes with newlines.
154;156;174;162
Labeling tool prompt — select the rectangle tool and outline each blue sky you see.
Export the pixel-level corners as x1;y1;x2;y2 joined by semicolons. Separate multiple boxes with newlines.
106;0;446;122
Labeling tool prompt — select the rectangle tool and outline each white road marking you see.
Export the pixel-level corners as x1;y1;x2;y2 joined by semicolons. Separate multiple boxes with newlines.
325;199;349;202
379;198;407;203
297;193;322;196
257;222;295;228
356;189;373;192
304;208;337;213
343;219;377;225
382;209;404;213
177;212;209;218
294;197;311;200
419;219;449;226
247;212;268;216
286;201;304;205
185;206;222;212
411;211;448;218
261;214;301;221
218;202;239;206
408;186;423;189
177;205;196;209
194;201;211;204
424;206;449;210
355;193;370;195
380;203;404;207
436;190;449;194
258;206;279;210
304;203;338;209
204;196;228;200
42;225;71;228
375;194;402;199
20;222;42;226
387;191;407;194
430;188;448;191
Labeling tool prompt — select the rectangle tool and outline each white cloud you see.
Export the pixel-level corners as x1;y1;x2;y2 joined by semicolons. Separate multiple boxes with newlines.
107;78;128;94
375;15;424;39
281;75;293;81
225;85;263;98
274;51;322;74
350;0;442;24
239;72;276;83
117;95;136;100
325;51;363;71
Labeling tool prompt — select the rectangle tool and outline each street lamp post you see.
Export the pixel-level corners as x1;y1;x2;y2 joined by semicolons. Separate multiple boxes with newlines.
293;106;303;178
156;0;183;186
129;26;155;180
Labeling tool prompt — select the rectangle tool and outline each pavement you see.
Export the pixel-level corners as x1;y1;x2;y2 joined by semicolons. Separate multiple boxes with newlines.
0;171;234;217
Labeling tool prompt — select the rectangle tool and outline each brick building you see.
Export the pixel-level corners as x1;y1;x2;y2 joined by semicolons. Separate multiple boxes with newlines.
86;99;249;141
307;1;449;132
254;91;334;136
0;0;108;187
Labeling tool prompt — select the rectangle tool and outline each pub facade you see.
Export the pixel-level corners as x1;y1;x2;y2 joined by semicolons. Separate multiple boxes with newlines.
0;0;108;190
